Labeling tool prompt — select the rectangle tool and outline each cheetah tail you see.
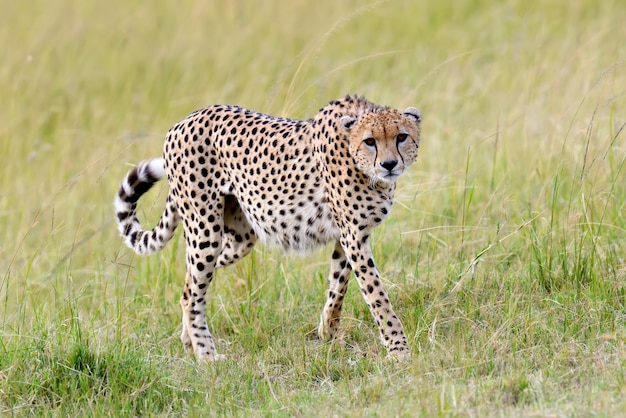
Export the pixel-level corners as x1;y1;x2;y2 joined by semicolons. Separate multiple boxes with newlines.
114;158;180;255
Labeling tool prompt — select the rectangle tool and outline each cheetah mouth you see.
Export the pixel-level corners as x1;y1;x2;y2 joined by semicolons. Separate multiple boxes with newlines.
370;171;400;187
383;171;401;181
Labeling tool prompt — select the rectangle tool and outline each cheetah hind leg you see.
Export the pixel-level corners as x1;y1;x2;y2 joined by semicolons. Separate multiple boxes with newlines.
179;267;226;362
215;195;258;268
180;279;193;352
179;195;256;358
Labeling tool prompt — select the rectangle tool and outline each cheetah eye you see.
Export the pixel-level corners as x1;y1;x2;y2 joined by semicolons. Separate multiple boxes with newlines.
396;133;408;143
363;137;376;147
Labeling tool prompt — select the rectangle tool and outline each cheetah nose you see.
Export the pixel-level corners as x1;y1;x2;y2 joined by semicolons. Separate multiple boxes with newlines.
381;160;398;171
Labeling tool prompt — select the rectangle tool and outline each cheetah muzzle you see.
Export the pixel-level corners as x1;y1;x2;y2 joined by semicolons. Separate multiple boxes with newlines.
115;95;421;361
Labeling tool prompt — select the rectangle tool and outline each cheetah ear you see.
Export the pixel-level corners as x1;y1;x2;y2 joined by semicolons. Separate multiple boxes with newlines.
403;107;421;123
340;115;357;131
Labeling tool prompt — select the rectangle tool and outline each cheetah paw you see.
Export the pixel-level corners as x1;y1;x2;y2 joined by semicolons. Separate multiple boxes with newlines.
197;353;227;363
387;348;411;362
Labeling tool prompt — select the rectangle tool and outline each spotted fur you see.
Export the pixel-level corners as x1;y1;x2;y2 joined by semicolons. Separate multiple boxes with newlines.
115;95;422;361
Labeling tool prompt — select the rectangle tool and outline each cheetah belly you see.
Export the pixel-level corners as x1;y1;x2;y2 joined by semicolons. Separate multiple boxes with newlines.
234;186;340;253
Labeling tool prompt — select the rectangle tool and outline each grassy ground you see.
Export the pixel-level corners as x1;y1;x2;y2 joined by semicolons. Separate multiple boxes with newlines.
1;0;625;416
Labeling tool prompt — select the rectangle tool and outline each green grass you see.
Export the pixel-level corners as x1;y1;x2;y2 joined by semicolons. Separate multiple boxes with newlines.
1;0;625;415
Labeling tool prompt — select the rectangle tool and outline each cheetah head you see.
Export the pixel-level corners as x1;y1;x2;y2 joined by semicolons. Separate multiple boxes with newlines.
341;107;421;186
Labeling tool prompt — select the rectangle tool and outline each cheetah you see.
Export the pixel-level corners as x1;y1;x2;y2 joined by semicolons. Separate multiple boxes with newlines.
115;95;422;361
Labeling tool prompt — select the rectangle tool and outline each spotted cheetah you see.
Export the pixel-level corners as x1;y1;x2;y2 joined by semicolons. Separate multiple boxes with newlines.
115;95;421;361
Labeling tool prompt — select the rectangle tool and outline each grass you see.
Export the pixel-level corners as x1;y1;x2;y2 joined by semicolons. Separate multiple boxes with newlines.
1;0;625;415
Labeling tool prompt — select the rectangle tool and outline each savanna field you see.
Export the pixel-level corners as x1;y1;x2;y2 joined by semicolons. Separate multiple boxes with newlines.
1;0;625;416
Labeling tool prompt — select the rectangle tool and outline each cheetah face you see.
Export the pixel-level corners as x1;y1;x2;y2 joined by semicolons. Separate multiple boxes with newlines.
341;107;421;186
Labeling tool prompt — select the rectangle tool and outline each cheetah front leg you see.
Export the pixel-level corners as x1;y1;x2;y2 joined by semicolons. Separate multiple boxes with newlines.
340;234;410;359
318;241;352;341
